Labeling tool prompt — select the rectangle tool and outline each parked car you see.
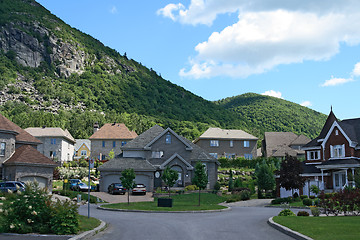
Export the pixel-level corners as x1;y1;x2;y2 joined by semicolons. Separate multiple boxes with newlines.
69;179;82;190
73;182;91;192
0;181;26;193
132;184;146;195
108;183;126;195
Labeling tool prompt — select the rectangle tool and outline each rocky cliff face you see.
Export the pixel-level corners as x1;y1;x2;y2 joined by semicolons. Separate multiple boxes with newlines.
0;22;88;77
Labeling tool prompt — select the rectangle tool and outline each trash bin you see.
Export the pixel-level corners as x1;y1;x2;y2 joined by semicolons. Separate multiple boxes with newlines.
157;198;173;207
77;194;81;203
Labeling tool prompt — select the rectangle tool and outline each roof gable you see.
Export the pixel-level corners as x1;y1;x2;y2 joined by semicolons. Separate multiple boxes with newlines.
4;145;57;166
196;127;258;141
122;125;165;150
159;153;194;170
321;121;355;148
89;123;137;140
75;139;91;151
25;127;75;143
144;128;193;150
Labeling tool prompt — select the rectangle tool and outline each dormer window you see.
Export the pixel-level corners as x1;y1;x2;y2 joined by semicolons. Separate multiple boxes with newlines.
307;150;320;160
152;151;164;158
166;134;171;144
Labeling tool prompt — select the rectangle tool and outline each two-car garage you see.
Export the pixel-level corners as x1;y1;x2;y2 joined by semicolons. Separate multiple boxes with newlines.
100;173;152;192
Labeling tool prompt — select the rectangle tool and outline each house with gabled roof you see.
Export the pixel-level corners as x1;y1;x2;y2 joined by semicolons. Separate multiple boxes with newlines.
194;127;258;159
74;139;91;159
262;132;310;159
89;122;137;160
98;125;219;192
0;113;57;191
25;126;75;163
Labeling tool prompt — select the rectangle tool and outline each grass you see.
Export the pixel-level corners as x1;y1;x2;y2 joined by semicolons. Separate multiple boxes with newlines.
78;214;101;232
103;193;227;211
53;180;63;190
273;216;360;240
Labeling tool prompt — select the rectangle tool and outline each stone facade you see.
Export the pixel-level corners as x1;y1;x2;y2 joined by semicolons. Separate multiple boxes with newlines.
91;139;129;160
35;136;74;163
0;132;16;165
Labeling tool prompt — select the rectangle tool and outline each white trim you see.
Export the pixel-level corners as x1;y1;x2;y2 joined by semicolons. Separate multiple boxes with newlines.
321;122;354;149
302;146;321;151
316;164;360;169
75;142;91;152
328;156;360;161
301;173;330;177
159;153;194;170
317;139;324;142
304;162;322;165
144;128;193;150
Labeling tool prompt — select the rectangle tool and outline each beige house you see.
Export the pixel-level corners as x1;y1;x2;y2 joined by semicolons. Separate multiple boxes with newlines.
74;139;91;159
194;127;258;159
89;123;138;160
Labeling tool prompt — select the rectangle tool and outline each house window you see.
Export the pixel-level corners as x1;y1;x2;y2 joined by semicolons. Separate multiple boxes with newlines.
102;141;105;147
121;141;127;146
50;151;56;158
113;141;116;148
0;142;5;156
152;151;164;158
244;154;253;160
307;150;320;160
210;140;219;147
226;153;236;159
166;134;171;144
209;153;218;158
331;145;345;158
230;140;233;148
51;138;56;144
335;130;339;135
244;141;250;148
81;150;87;156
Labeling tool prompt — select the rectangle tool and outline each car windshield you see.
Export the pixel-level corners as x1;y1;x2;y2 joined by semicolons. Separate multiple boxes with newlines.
136;184;145;188
114;184;122;187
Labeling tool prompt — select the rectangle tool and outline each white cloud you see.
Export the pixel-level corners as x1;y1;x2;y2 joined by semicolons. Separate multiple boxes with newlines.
261;90;283;99
159;1;360;79
321;76;354;87
110;6;117;14
300;101;312;107
352;62;360;77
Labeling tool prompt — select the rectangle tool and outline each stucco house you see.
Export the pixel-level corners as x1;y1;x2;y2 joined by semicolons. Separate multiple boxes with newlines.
98;125;219;192
262;132;310;160
0;113;57;191
89;123;137;160
194;127;258;159
25;126;75;164
74;139;91;160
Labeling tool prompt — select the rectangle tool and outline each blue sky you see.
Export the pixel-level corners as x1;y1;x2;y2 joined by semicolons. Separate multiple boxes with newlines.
36;0;360;120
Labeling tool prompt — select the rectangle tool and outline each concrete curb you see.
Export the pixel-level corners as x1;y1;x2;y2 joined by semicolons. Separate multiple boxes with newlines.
68;219;107;240
267;217;313;240
265;205;311;210
97;205;231;213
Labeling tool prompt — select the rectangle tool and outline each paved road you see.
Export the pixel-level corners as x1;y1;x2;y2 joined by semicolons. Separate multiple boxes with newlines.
79;203;294;240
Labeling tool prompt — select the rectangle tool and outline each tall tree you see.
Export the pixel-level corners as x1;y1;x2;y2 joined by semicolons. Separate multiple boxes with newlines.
192;161;208;206
256;163;275;195
279;154;304;196
120;168;136;205
161;167;178;198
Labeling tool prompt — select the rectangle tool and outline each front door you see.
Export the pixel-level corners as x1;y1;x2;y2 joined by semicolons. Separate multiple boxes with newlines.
334;171;347;190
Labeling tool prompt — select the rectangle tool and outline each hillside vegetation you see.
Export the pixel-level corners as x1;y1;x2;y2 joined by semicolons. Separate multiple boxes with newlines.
0;0;327;140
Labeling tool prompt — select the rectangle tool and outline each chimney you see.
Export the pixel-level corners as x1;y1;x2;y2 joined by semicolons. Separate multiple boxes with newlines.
93;122;99;133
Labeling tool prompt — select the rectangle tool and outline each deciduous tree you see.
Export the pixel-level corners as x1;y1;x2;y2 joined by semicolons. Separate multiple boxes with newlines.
192;161;208;206
120;168;136;205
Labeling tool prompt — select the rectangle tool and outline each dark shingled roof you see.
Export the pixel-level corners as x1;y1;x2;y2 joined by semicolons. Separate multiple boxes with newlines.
318;158;360;166
339;118;360;143
121;125;165;149
0;113;41;145
98;157;156;171
4;145;57;166
318;110;338;139
301;162;321;174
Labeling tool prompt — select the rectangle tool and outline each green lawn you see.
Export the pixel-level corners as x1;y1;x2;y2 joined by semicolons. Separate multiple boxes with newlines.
103;193;227;211
273;216;360;240
78;215;101;232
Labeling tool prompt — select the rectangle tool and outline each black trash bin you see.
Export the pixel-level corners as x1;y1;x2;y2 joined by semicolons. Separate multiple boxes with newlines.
157;198;173;207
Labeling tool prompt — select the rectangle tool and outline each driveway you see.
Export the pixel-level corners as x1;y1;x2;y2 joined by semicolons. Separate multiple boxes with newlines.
90;192;153;204
79;203;295;240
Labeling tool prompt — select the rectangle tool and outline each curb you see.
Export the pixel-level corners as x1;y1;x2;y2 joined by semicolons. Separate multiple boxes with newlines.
267;217;313;240
69;219;107;240
97;205;231;213
265;205;310;209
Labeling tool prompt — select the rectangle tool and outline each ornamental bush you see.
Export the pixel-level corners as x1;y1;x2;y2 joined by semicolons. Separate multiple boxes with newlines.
297;211;310;216
184;185;199;191
278;209;295;216
302;198;313;206
319;188;360;216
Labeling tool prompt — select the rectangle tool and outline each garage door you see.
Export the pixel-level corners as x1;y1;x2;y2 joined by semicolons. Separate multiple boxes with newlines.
134;174;151;191
21;176;48;189
102;174;121;192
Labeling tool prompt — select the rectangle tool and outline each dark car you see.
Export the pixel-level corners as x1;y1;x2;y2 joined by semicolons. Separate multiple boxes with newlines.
0;181;26;193
108;183;126;195
132;184;146;195
69;179;82;190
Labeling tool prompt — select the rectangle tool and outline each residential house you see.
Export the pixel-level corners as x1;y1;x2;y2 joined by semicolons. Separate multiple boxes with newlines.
0;113;57;191
98;125;219;191
262;132;310;159
89;123;138;160
194;127;258;159
74;139;91;160
25;127;75;163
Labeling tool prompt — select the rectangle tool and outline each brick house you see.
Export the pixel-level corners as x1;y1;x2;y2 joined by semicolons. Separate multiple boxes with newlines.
89;123;138;160
25;127;75;163
98;125;219;191
0;114;57;191
194;127;258;159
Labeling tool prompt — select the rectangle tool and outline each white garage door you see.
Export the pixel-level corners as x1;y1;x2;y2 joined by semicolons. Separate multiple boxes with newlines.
102;174;121;192
134;174;151;191
21;176;48;189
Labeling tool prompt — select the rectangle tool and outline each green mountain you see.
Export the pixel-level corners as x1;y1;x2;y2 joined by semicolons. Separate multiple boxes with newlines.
215;93;327;139
0;0;326;141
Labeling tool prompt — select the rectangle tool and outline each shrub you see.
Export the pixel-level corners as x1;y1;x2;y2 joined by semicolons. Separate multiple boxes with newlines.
302;198;313;206
310;206;320;217
297;211;310;216
293;192;299;198
240;190;251;200
226;194;242;203
309;195;315;199
214;181;221;191
310;185;320;195
300;195;308;200
278;209;295;216
232;187;250;194
50;200;79;234
184;185;199;191
234;178;243;188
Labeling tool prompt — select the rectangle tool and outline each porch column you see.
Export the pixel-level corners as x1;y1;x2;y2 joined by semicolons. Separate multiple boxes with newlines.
321;169;324;190
352;168;355;187
345;169;348;187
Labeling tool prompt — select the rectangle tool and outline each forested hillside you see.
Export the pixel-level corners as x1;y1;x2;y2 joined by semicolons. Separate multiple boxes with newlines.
0;0;327;141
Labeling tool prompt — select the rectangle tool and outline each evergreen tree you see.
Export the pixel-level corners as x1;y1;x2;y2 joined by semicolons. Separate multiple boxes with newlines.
192;161;208;206
256;163;275;194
